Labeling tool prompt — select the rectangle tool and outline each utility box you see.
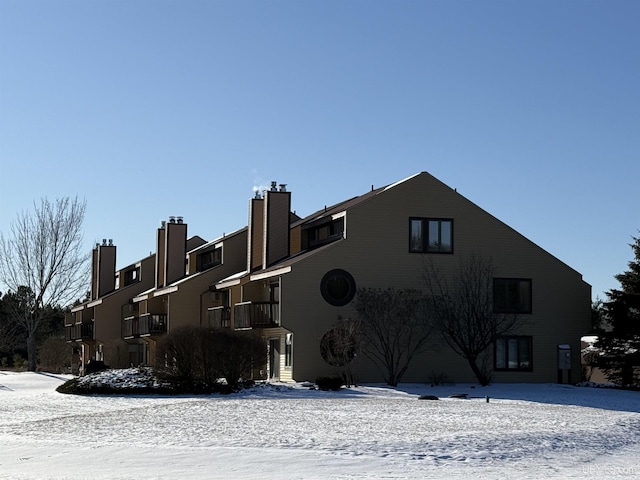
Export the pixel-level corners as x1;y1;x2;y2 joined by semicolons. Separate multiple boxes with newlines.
558;344;572;383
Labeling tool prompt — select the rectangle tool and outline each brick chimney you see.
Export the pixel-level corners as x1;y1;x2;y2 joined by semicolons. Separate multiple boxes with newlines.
156;217;187;288
91;239;116;300
247;182;291;271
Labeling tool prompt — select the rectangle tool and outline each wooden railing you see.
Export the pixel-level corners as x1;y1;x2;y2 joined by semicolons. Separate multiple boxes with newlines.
234;301;279;329
207;306;231;329
123;314;167;337
65;322;94;341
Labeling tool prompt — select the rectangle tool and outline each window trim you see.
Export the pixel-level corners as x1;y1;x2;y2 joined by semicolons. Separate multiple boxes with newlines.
494;335;533;372
409;217;454;254
285;333;293;368
320;269;357;306
493;278;533;314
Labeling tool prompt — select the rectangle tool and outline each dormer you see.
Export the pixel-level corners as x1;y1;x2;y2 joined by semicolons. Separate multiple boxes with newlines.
301;212;345;251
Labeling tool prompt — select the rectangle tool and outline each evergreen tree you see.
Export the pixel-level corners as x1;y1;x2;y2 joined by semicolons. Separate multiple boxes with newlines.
595;235;640;388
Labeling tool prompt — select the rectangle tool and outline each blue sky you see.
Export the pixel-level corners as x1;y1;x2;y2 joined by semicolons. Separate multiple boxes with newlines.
1;0;638;301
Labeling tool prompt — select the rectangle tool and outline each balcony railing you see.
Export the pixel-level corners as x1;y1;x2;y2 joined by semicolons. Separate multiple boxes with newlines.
139;314;167;335
123;314;167;337
207;306;231;329
122;316;139;338
65;322;94;342
234;301;279;329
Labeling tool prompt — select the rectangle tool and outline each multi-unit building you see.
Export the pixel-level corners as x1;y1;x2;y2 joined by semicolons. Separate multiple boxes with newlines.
66;172;591;383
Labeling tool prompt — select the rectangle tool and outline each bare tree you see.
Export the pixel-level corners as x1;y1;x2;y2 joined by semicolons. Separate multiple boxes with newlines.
422;255;522;386
354;287;434;386
0;197;89;371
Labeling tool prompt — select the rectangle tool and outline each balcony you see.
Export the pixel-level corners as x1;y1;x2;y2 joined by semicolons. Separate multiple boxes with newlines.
139;314;167;335
123;314;166;338
234;301;279;329
65;322;94;342
207;306;231;329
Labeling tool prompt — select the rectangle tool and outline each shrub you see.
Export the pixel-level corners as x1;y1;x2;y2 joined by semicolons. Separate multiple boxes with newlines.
315;376;343;391
84;360;110;374
12;353;26;371
155;326;267;393
38;335;70;373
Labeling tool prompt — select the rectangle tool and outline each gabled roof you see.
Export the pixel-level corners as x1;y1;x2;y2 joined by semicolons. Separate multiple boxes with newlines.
292;172;422;228
187;235;207;251
220;173;426;284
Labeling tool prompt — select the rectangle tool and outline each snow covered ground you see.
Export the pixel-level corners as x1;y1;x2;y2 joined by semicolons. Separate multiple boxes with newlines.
1;371;639;479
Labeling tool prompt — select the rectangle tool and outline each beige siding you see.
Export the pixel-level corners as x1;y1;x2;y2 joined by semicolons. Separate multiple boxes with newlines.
264;190;291;267
248;198;264;271
279;172;590;384
165;222;187;285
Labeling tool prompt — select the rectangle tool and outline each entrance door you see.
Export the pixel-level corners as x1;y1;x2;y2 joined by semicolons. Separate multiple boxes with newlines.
269;338;280;380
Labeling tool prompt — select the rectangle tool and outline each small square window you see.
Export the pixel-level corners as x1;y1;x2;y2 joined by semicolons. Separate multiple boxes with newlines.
493;278;532;314
409;218;453;254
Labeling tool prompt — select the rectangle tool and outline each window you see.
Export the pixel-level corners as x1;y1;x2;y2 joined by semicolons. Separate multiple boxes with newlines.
409;218;453;253
493;278;532;313
320;269;356;306
123;267;140;286
196;247;222;272
285;333;293;367
495;336;533;371
303;217;344;250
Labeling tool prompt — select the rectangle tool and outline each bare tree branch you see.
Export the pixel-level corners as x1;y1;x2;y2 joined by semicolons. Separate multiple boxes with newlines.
422;255;523;385
355;287;434;386
0;197;90;370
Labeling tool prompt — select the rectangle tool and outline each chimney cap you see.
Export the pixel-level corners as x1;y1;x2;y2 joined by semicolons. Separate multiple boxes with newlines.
270;181;277;191
177;216;183;224
169;216;176;223
279;184;287;192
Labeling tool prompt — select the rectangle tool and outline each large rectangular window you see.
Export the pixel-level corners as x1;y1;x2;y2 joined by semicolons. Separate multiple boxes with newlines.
409;218;453;253
495;336;533;371
493;278;532;313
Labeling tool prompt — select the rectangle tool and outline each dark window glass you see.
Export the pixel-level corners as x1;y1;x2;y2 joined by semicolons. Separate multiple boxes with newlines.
495;336;533;371
197;247;222;272
304;218;345;250
493;278;532;313
320;269;356;306
409;218;453;254
123;267;140;286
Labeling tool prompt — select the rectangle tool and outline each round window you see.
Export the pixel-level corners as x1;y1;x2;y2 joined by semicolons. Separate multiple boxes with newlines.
320;269;356;306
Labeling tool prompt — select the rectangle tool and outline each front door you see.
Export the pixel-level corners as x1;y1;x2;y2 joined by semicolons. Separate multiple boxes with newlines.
269;338;280;380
